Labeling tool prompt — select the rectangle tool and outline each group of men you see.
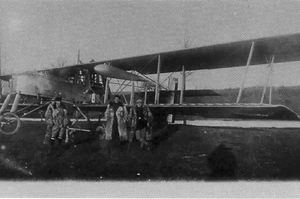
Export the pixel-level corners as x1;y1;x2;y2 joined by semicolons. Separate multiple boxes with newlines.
43;95;153;149
105;95;153;149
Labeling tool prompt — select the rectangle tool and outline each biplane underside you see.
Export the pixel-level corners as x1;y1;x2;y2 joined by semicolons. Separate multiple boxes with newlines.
1;102;298;121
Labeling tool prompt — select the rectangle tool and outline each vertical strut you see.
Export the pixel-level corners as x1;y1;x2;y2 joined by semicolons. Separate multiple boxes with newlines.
130;81;135;106
144;84;148;105
154;55;161;104
104;78;110;104
236;41;255;103
269;57;274;104
180;65;185;104
260;55;274;104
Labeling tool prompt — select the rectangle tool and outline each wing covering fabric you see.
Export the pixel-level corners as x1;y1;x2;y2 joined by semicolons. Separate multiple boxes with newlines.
105;33;300;74
2;32;300;80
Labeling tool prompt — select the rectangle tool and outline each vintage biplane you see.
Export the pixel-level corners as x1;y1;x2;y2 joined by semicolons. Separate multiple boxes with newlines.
0;33;300;135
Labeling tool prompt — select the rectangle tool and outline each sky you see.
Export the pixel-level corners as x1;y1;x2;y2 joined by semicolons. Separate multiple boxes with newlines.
2;0;300;89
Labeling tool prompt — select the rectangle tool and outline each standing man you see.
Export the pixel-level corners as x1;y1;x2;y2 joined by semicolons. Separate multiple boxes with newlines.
43;97;56;145
128;99;153;148
105;95;128;146
50;97;69;144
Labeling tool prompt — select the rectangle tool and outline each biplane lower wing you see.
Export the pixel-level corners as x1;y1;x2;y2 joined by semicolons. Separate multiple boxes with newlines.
78;103;299;121
5;103;297;121
120;89;220;98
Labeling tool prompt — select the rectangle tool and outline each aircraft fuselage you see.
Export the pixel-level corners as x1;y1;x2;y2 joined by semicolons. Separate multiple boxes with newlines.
2;72;88;102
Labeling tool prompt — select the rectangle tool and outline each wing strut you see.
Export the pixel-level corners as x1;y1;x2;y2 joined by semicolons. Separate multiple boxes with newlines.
260;55;274;104
236;41;255;103
269;56;274;104
130;81;135;106
180;65;186;104
104;78;110;104
154;55;161;104
144;85;148;105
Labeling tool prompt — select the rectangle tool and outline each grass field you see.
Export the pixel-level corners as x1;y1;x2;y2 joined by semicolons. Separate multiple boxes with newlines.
0;121;300;180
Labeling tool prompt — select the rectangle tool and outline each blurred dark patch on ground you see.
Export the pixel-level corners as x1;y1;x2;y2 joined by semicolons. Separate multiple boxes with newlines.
207;143;237;180
1;121;300;180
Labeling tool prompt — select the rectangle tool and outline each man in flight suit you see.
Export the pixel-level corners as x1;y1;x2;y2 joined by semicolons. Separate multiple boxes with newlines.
43;97;56;145
50;96;69;145
128;99;153;148
105;95;128;146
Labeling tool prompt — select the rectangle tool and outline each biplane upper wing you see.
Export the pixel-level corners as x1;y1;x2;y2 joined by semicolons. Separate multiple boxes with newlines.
2;32;300;81
36;32;300;78
104;33;300;74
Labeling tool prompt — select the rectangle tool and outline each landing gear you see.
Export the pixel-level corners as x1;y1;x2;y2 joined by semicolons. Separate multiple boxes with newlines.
0;112;21;135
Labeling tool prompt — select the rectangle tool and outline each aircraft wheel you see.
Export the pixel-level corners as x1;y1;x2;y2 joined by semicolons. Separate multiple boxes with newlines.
0;112;21;135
